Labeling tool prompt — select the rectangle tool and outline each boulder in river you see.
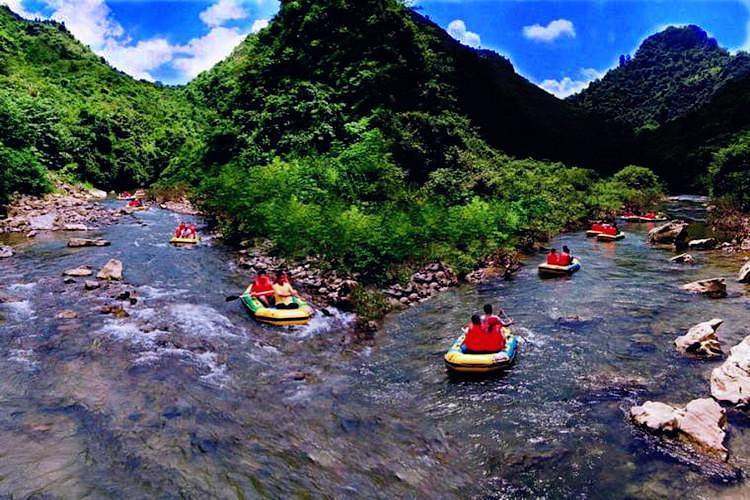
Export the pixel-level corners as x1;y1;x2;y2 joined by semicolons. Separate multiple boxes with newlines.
648;221;689;247
97;259;123;281
674;318;723;357
68;238;110;248
29;213;57;230
630;398;727;459
670;253;695;264
738;260;750;283
0;245;13;258
711;335;750;405
63;266;93;277
681;278;727;298
87;188;107;199
688;238;717;251
85;280;101;290
55;310;78;320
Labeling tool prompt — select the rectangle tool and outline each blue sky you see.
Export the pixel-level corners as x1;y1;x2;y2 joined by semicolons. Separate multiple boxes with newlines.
2;0;750;96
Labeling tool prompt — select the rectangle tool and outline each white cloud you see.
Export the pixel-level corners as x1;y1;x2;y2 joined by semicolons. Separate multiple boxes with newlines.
0;0;41;19
200;0;247;28
523;19;575;43
447;19;481;48
2;0;273;83
539;68;603;98
102;38;176;81
251;18;269;33
172;26;248;79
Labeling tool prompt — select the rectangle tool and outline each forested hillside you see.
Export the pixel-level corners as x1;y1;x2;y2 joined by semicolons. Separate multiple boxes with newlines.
184;0;627;183
570;25;750;130
0;6;206;205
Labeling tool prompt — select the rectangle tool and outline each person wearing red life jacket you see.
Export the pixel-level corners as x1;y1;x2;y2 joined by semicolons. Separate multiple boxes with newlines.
644;211;656;219
175;222;187;238
251;269;276;307
558;245;572;266
128;198;142;208
547;248;560;265
463;314;505;354
591;222;603;233
602;224;618;236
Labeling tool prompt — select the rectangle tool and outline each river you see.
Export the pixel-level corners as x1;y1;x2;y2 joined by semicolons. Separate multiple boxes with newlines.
2;198;750;498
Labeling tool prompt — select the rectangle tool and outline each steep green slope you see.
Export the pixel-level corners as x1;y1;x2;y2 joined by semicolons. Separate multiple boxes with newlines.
0;6;204;204
638;72;750;193
570;25;750;129
185;0;627;182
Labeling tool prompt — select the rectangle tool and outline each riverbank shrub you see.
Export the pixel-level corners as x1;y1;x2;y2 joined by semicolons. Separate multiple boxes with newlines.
197;127;664;279
0;143;50;207
709;131;750;210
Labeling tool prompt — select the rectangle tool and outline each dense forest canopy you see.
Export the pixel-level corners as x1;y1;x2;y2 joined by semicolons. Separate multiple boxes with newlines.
0;5;208;205
8;0;750;273
570;25;750;130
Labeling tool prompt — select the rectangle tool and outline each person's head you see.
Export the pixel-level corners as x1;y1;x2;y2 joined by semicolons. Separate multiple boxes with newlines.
257;268;267;277
550;248;557;254
563;245;570;254
276;271;286;282
471;314;481;325
483;304;493;315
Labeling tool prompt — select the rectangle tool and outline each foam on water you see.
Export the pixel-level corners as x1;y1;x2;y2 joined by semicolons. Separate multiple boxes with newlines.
295;307;355;338
166;303;239;338
7;283;37;296
2;300;35;322
134;347;230;386
96;320;163;347
7;349;37;369
138;286;188;300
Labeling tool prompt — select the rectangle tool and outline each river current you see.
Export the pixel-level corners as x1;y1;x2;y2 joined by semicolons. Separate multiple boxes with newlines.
2;198;750;498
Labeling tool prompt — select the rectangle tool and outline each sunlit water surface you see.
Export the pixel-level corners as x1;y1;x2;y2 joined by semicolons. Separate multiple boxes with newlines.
2;199;750;498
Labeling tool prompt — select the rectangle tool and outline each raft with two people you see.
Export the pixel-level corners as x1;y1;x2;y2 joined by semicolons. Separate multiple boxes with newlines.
444;305;519;374
170;222;200;245
618;211;668;223
538;246;581;277
586;222;625;242
241;270;314;326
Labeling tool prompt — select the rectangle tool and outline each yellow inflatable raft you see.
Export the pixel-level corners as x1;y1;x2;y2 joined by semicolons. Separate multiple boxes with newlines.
596;232;625;241
444;327;519;374
170;236;200;245
240;285;314;326
538;258;581;278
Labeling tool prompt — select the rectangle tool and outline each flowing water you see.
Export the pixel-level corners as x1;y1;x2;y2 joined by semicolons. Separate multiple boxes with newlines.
2;199;750;498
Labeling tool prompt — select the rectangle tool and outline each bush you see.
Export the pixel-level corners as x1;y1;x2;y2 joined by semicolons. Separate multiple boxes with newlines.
0;144;51;206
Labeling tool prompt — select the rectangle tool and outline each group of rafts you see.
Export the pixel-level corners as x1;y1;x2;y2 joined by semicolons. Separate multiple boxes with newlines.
447;210;666;375
154;196;665;375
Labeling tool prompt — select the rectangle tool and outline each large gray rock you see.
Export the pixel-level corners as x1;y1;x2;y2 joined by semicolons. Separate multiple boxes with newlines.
681;278;727;299
630;398;727;459
648;221;689;247
738;260;750;283
87;188;107;199
688;238;717;250
0;245;13;258
29;213;57;230
97;259;123;281
67;238;110;248
711;335;750;405
675;319;723;357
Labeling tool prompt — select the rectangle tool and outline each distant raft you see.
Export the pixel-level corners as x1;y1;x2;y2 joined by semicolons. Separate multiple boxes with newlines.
170;236;200;245
444;327;519;374
596;232;625;242
538;258;581;278
240;285;314;326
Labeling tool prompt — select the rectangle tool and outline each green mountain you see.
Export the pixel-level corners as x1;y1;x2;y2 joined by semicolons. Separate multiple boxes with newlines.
0;6;204;204
570;25;750;130
637;70;750;194
184;0;626;182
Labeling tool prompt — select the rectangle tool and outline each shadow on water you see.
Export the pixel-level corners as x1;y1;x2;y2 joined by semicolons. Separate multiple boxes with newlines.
2;198;750;497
